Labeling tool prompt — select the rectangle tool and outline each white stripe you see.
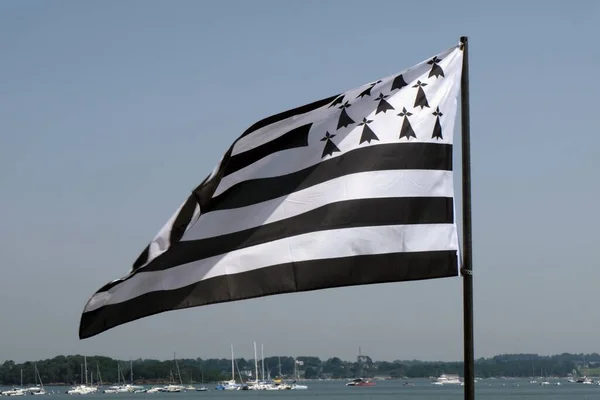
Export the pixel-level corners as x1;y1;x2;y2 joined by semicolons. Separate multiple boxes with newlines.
231;46;458;157
85;223;458;312
183;169;454;241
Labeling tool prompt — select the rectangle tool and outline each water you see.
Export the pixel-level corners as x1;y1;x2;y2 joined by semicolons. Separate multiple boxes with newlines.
3;380;600;400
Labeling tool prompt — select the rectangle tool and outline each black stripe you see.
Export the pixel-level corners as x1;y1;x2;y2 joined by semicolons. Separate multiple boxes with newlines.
131;244;150;272
79;250;458;339
208;142;452;212
238;94;340;139
168;195;199;246
141;196;453;274
224;123;313;177
195;149;231;208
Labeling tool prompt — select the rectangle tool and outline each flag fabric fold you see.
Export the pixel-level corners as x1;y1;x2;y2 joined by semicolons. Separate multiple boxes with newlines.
79;43;464;339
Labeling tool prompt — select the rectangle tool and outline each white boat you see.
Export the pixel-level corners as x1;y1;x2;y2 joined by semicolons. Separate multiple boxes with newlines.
195;370;208;392
26;386;46;396
68;357;98;395
576;375;594;384
4;369;27;396
291;383;308;390
164;384;185;392
246;343;278;391
25;363;47;395
290;357;308;389
2;389;27;397
432;374;462;385
263;385;280;391
220;380;239;390
105;385;129;393
67;385;97;395
101;361;127;392
219;345;241;390
529;366;538;384
253;353;308;391
117;359;145;392
346;378;376;387
246;343;280;391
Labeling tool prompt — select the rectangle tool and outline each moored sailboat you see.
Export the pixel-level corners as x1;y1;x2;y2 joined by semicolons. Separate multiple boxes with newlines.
346;347;374;387
26;363;46;395
215;345;240;390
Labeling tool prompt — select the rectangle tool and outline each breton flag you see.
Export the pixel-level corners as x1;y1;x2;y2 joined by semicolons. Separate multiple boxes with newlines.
79;43;464;339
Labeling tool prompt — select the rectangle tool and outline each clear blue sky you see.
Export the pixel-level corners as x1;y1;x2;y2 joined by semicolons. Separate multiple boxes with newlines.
1;0;599;363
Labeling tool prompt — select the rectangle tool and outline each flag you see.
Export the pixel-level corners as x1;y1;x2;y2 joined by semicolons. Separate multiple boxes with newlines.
79;43;464;339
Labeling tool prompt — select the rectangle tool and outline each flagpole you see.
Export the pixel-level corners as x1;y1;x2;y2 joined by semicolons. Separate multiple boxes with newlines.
459;36;475;400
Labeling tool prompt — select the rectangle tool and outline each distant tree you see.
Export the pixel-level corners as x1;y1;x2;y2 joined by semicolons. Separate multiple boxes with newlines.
0;353;584;384
304;367;317;379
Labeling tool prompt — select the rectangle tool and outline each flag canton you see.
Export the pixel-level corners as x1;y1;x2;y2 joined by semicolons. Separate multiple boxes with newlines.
313;48;461;160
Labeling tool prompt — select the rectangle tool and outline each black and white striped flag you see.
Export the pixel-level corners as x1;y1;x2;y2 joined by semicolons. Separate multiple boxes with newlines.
79;44;464;339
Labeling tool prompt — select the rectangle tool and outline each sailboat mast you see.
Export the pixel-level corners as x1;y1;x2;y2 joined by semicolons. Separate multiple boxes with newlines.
34;363;37;386
97;363;103;387
261;344;265;382
253;342;259;384
130;358;133;384
278;357;282;377
84;356;88;385
230;344;235;381
234;359;245;385
36;363;44;389
20;368;23;387
357;347;363;378
174;352;182;385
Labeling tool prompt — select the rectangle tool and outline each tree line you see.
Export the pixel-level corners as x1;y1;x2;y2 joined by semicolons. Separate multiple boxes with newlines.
0;353;597;385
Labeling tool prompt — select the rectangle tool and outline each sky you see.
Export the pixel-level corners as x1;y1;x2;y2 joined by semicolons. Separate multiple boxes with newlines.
1;0;599;364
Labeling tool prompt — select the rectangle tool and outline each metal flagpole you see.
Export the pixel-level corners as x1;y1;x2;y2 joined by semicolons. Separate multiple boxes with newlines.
459;36;475;400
